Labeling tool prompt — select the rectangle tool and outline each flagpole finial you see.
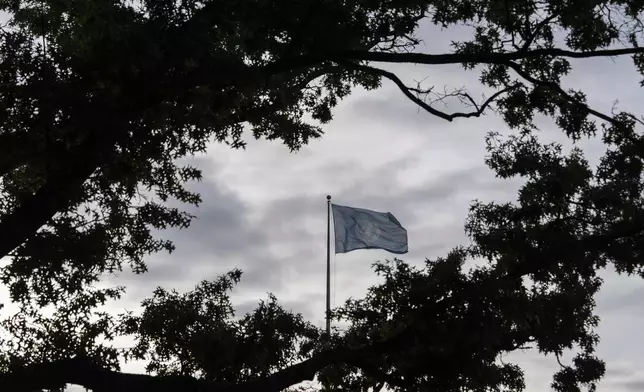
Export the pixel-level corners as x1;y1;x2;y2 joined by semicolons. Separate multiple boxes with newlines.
326;195;331;201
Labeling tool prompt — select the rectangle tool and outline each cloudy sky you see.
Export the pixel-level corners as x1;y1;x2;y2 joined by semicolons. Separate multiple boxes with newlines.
2;18;644;392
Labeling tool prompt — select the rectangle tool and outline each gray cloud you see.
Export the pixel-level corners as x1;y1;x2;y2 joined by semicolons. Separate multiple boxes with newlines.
106;158;269;301
602;362;644;392
349;87;472;131
620;379;644;391
166;174;267;260
238;158;524;297
606;363;641;379
597;285;644;314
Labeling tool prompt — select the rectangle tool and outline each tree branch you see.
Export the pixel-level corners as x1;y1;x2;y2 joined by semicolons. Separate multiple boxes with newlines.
341;61;516;121
325;46;644;67
0;344;401;392
265;45;644;77
0;356;210;392
504;61;617;124
521;14;559;51
0;103;125;261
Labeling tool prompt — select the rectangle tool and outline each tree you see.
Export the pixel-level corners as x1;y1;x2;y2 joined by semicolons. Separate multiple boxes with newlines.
1;0;644;391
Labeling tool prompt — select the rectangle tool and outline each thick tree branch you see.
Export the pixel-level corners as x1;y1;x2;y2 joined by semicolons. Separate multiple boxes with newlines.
0;105;124;261
325;46;644;67
264;45;644;78
0;344;398;392
0;356;210;392
0;153;99;259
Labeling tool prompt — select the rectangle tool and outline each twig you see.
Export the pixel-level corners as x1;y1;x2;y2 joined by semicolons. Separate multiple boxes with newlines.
340;61;517;121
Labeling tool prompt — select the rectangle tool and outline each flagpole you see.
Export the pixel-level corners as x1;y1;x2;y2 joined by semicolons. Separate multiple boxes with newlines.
326;194;332;336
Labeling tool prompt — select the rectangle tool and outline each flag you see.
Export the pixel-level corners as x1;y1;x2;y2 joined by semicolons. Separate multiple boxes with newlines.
331;204;408;254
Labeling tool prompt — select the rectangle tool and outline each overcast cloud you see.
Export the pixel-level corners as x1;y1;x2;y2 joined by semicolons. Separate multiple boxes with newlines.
1;20;643;392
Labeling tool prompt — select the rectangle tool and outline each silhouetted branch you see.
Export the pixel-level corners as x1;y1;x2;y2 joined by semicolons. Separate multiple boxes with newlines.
341;62;456;121
504;61;617;124
0;343;408;392
340;61;517;121
322;46;644;66
0;106;121;261
521;14;559;51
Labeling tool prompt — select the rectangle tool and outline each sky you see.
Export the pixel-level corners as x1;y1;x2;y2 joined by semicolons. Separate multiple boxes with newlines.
2;17;644;392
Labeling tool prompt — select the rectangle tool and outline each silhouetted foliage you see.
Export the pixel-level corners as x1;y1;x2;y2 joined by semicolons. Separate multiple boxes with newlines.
0;0;643;391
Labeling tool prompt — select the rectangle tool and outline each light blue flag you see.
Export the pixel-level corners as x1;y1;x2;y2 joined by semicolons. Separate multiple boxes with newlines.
331;204;408;254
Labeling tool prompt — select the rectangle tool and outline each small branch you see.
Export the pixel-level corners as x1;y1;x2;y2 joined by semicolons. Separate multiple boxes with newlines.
555;353;565;368
341;61;516;121
339;61;454;121
521;14;559;51
450;86;519;119
625;112;644;126
504;61;617;124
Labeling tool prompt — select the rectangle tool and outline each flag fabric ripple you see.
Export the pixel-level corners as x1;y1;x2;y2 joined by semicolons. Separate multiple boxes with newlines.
331;204;408;254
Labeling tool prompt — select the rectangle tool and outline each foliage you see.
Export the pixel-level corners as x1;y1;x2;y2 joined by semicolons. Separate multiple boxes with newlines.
118;269;319;382
0;286;123;392
0;0;643;392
